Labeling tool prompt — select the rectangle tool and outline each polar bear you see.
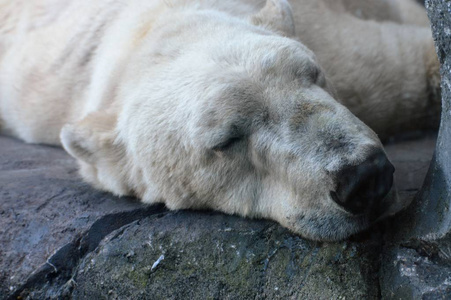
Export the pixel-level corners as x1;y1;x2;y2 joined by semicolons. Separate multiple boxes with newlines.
0;0;440;241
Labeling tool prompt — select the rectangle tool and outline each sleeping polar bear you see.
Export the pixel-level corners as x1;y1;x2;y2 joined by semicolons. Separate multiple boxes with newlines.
0;0;440;241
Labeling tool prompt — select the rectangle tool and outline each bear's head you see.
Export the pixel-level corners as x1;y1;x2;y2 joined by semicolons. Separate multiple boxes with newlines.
61;0;403;241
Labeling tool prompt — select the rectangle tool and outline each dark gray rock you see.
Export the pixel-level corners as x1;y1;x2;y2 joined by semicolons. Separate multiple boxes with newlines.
380;1;451;298
409;0;451;240
381;245;451;299
0;136;161;298
71;212;382;300
384;135;438;209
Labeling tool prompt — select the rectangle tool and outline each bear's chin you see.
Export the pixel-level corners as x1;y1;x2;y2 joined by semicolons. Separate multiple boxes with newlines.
287;212;371;242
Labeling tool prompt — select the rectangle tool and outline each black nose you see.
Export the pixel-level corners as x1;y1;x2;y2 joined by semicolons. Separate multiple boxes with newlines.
330;149;395;217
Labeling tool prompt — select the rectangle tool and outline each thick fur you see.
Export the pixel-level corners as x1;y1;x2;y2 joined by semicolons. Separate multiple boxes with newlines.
0;0;439;241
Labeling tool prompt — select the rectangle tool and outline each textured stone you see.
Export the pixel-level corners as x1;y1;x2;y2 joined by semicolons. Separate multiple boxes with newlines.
0;136;157;298
407;0;451;240
71;212;382;300
381;245;451;299
380;1;451;298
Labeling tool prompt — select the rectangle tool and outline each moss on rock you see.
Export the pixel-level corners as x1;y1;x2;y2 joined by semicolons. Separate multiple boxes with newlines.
71;211;381;299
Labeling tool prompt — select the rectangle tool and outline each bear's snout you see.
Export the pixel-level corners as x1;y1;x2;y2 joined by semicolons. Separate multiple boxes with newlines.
330;149;395;218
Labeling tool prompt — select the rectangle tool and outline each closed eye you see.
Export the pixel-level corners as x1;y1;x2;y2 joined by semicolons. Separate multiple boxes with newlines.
212;136;242;152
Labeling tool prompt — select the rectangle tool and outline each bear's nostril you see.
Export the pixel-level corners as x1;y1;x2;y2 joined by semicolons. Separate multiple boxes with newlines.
331;150;395;216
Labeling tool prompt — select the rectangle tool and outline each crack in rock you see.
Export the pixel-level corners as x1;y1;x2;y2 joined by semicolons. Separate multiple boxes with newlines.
7;204;167;299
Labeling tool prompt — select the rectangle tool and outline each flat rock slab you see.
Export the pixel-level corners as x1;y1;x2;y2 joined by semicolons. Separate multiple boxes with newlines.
70;211;382;300
0;136;155;298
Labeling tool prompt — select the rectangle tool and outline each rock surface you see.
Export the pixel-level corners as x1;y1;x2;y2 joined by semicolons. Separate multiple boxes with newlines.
0;137;162;298
71;212;382;300
413;0;451;240
379;1;451;298
0;132;437;299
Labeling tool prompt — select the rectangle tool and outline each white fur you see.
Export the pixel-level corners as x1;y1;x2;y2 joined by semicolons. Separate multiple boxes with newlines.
0;0;439;241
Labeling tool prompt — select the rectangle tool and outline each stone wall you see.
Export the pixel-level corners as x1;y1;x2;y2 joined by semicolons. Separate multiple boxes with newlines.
380;1;451;298
414;0;451;239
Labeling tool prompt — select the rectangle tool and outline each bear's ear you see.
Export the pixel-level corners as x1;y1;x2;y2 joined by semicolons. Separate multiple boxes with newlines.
60;111;118;164
250;0;295;37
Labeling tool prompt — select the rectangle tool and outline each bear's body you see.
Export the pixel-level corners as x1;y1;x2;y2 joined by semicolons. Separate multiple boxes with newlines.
0;0;438;142
0;0;439;240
